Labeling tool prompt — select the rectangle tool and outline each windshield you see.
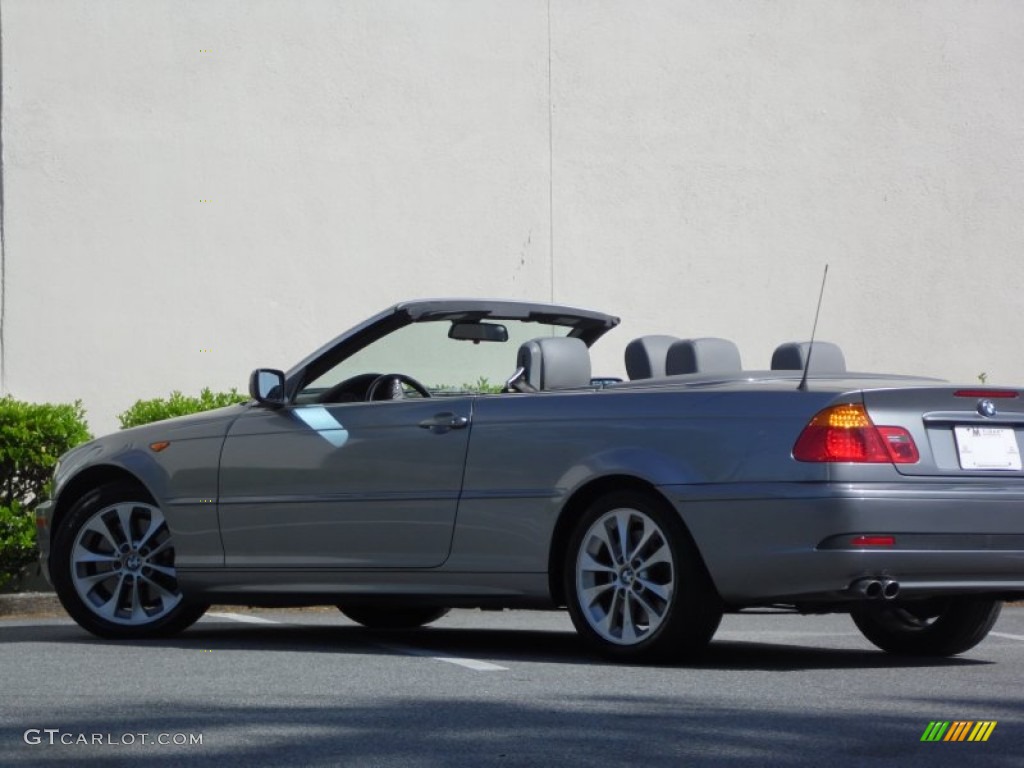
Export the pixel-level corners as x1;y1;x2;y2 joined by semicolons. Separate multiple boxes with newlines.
297;320;570;401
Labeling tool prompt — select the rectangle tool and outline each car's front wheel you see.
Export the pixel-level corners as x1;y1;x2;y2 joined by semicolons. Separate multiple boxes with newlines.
338;606;450;629
563;491;722;662
51;482;207;639
851;597;1002;656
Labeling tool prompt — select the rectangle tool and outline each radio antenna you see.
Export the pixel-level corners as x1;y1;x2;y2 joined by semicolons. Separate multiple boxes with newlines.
798;264;829;392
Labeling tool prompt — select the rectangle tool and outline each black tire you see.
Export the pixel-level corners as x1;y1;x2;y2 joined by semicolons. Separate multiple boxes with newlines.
338;605;450;629
851;597;1002;656
563;490;722;662
51;481;208;639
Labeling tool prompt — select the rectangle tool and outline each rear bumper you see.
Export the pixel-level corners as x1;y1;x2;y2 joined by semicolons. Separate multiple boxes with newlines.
664;481;1024;606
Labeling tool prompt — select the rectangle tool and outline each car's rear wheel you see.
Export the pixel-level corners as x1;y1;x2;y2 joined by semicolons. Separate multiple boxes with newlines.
338;605;450;629
563;490;722;662
851;597;1002;656
51;482;207;639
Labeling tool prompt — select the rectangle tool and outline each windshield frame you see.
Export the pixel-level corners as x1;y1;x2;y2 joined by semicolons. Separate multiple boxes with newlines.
282;299;620;403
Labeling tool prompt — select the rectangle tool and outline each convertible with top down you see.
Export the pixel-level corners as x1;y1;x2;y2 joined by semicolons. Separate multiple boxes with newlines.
35;299;1024;661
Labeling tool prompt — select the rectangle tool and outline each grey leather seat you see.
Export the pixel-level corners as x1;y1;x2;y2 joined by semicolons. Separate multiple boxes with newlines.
665;338;742;375
624;335;681;380
509;336;592;392
771;341;846;373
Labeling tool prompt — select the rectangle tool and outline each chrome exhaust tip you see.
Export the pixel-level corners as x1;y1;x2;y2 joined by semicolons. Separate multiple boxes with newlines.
852;578;883;599
881;579;900;600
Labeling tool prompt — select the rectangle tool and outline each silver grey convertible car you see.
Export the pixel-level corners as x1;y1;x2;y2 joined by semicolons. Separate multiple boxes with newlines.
35;299;1024;661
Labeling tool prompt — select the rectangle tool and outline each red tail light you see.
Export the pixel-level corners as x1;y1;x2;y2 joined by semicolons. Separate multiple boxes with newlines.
793;403;919;464
876;426;919;462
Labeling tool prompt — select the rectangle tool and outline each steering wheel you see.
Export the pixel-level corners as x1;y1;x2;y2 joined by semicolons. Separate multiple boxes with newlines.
364;373;432;401
317;373;382;404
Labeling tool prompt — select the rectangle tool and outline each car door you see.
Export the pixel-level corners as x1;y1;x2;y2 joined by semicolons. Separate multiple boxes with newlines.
217;398;473;568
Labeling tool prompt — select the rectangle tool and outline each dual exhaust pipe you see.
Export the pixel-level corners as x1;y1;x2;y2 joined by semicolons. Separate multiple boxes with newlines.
851;577;900;600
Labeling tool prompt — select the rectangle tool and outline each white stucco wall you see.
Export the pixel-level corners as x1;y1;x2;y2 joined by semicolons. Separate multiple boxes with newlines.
2;0;1022;435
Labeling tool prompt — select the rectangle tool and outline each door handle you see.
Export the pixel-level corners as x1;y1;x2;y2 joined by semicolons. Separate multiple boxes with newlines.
418;413;470;431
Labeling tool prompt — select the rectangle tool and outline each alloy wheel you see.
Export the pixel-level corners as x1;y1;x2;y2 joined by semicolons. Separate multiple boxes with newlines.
70;501;183;625
575;507;675;645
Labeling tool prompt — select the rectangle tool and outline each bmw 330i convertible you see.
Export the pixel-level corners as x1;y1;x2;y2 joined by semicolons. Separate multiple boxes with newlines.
35;299;1024;661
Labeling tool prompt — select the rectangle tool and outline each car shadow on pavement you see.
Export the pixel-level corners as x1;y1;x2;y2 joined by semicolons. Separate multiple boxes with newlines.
0;620;992;671
3;692;1023;768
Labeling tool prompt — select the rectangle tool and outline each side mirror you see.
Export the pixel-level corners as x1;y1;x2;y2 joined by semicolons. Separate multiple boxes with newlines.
248;369;287;407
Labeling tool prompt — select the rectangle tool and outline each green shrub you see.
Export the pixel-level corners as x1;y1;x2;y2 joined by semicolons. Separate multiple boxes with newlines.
431;377;505;395
0;502;36;589
118;387;249;429
0;396;92;508
0;396;92;588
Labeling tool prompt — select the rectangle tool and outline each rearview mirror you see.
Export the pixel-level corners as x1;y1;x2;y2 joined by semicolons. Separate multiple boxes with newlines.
448;322;509;343
249;368;287;407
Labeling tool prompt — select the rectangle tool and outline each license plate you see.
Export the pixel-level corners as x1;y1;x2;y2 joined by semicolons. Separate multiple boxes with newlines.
953;426;1022;470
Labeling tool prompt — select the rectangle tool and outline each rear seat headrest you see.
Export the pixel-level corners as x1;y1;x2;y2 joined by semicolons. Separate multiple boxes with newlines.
665;338;742;375
624;335;681;380
771;341;846;373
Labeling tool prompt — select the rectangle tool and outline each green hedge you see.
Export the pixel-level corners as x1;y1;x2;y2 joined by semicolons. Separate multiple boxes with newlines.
0;396;92;589
0;388;249;589
431;377;505;395
118;387;249;429
0;502;35;589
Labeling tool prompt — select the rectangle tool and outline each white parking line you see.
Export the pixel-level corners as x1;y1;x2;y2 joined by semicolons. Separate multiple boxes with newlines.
205;612;281;624
991;631;1024;642
382;643;509;672
201;612;508;669
431;656;509;672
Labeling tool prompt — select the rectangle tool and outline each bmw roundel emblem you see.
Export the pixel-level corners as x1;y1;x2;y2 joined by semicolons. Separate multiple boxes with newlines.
978;399;997;417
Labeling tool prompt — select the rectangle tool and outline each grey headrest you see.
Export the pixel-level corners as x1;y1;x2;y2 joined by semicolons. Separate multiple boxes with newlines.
517;337;592;390
665;338;742;375
625;335;681;380
771;341;846;373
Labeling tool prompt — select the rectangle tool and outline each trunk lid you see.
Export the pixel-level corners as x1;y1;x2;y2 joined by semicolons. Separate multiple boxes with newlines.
862;387;1024;477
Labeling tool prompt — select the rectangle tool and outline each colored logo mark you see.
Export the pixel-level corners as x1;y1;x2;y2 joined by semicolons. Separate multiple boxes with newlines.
199;348;213;352
920;721;996;742
199;199;213;203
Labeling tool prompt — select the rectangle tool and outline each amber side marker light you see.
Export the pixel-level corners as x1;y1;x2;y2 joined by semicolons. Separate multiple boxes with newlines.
793;403;920;463
149;441;171;452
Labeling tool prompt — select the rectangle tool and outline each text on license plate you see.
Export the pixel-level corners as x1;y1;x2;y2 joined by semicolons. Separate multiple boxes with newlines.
953;426;1022;470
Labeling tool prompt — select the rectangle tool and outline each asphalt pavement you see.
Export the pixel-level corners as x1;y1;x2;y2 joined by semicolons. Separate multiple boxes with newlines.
2;606;1023;767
